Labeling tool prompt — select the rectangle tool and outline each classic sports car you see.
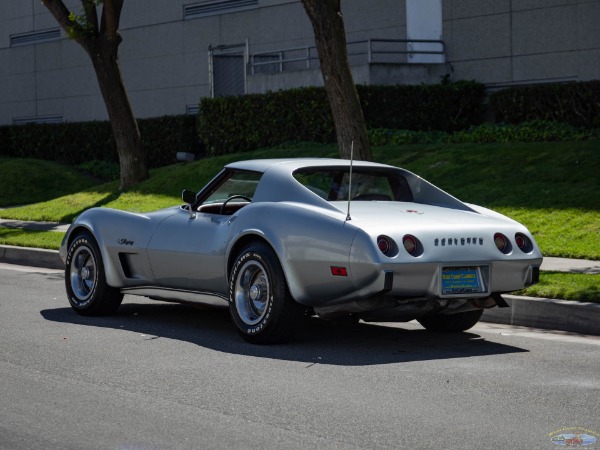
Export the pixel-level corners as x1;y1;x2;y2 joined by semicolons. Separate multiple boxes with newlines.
59;158;542;344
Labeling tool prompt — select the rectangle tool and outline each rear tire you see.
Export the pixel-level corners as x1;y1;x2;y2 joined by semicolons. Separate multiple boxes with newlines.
65;231;123;316
417;309;483;332
229;242;304;344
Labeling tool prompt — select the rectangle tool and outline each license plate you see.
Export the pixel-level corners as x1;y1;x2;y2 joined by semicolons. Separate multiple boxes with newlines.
441;267;483;295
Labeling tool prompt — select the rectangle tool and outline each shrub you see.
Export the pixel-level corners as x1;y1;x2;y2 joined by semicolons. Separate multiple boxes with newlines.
78;160;120;181
138;115;200;167
446;121;600;144
358;80;485;132
0;115;198;169
198;82;485;155
198;87;335;155
489;80;600;128
368;128;448;146
367;122;600;146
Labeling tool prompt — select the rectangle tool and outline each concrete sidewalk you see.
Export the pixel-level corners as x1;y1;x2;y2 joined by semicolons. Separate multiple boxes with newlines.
541;256;600;274
0;218;70;233
1;220;599;336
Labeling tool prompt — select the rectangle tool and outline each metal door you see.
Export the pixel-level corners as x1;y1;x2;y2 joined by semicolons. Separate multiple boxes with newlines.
208;41;248;97
406;0;444;64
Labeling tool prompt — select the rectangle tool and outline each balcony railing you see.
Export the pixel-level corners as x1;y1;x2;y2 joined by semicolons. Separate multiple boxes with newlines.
249;39;445;75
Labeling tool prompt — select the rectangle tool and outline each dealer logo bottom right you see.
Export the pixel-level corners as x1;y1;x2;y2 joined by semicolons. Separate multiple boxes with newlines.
549;427;599;447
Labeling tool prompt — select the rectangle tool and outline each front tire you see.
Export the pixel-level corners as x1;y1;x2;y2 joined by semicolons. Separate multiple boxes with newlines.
65;231;123;316
229;242;304;344
417;309;483;332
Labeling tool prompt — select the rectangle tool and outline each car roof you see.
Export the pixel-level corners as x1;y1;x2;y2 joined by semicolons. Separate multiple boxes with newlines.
229;158;406;210
225;158;395;173
225;157;475;214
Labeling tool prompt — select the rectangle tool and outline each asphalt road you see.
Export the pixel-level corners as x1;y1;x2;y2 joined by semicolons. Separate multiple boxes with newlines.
1;263;599;450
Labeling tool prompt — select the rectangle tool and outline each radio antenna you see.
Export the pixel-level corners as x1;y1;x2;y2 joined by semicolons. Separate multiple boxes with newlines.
346;140;354;221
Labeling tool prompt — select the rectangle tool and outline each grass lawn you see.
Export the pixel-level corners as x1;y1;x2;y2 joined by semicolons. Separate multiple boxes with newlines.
518;272;600;303
0;141;598;302
0;228;64;250
0;157;101;207
2;141;598;258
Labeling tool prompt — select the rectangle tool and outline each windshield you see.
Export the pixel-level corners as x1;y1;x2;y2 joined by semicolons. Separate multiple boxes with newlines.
293;168;413;202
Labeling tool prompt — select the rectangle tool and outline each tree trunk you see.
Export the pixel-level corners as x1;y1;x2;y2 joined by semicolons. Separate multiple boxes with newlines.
41;0;148;191
301;0;372;161
88;40;148;190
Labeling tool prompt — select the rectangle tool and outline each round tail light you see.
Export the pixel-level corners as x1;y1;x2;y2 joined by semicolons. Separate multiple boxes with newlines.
494;233;510;254
403;235;418;256
515;233;532;253
377;236;391;255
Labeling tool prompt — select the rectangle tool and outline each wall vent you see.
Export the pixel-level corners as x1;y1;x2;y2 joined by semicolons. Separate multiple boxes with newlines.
10;28;61;47
184;0;258;19
186;105;200;115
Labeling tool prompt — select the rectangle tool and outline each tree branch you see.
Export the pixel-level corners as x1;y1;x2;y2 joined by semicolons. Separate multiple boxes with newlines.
101;0;124;39
81;0;99;36
41;0;77;33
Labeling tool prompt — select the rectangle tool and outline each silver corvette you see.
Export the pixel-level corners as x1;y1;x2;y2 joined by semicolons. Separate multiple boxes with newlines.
59;158;542;343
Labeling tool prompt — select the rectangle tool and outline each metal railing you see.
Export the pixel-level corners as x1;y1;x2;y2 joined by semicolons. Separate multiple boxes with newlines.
249;38;446;75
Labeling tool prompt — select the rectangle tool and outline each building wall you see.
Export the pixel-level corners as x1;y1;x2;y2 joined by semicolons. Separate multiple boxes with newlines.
0;0;598;125
444;0;600;86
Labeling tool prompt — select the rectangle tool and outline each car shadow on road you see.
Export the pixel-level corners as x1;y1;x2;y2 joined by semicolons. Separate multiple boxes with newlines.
41;298;528;366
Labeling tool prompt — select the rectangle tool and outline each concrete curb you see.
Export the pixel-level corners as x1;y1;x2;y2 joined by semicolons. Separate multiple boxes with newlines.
0;245;64;270
481;295;600;336
1;244;599;336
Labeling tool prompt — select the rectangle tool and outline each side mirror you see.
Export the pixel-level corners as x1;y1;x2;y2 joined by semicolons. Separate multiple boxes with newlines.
182;190;197;218
182;189;197;204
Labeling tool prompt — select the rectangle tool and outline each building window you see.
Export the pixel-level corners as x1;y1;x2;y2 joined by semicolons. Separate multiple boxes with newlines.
10;28;61;47
184;0;258;19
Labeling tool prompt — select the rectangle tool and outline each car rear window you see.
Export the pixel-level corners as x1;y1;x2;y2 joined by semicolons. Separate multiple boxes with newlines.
293;168;413;202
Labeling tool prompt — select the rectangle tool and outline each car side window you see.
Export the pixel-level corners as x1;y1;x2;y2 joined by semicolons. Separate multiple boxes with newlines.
198;171;262;214
203;172;261;204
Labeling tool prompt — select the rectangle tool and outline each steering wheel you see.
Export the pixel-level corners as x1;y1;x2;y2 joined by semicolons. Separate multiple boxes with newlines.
220;195;252;215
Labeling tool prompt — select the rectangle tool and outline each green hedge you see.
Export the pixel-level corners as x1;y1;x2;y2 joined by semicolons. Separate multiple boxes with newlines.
357;81;485;132
3;80;598;167
0;115;198;169
489;80;600;127
139;115;201;167
198;87;335;155
198;81;486;155
369;121;600;146
1;121;114;164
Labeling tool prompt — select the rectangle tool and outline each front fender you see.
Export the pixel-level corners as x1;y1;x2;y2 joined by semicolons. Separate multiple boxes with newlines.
61;207;176;288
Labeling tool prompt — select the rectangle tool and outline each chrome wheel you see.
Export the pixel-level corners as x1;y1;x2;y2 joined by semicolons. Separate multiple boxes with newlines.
65;232;123;316
229;242;305;344
233;260;270;326
69;246;97;303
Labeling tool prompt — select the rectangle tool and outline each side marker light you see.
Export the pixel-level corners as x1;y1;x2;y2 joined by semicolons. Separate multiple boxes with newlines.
331;266;348;277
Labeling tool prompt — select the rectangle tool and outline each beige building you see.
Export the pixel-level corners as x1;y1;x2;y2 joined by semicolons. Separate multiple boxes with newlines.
1;0;598;125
